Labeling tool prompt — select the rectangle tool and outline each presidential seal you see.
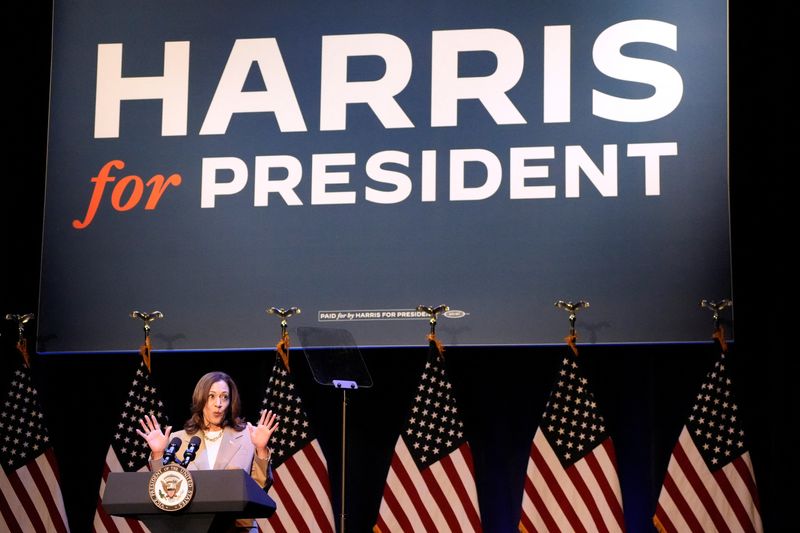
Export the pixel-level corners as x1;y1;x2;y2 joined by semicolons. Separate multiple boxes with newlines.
148;464;195;511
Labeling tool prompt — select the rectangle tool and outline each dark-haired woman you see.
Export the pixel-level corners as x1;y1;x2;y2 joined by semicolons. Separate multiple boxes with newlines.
137;370;278;531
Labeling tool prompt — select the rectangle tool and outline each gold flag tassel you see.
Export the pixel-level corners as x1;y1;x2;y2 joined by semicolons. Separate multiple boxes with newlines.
140;335;152;374
555;300;589;357
16;337;30;368
712;325;728;354
428;332;445;359
267;307;301;372
417;305;449;359
277;330;291;372
130;310;163;375
5;313;34;368
700;299;731;355
564;332;579;356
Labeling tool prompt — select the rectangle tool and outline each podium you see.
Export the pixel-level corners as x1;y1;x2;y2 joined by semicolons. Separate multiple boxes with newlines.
102;469;277;533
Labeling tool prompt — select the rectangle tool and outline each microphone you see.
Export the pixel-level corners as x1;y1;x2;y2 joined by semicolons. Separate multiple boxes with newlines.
162;437;182;465
180;436;202;467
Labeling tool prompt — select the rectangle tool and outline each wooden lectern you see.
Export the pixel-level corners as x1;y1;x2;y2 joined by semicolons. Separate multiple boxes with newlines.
102;469;277;533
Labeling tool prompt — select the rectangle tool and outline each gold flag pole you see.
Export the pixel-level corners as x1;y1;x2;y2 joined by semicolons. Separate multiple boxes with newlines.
555;300;590;355
266;307;301;371
700;299;732;353
5;313;35;367
129;310;164;373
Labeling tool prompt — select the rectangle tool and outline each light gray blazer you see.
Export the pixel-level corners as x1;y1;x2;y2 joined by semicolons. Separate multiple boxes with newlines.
148;426;273;531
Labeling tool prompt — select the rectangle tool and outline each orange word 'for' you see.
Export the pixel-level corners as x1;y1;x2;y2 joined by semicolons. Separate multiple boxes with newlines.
72;160;182;229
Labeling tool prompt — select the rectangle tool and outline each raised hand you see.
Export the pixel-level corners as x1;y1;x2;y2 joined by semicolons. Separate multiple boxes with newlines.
248;409;279;459
136;413;172;459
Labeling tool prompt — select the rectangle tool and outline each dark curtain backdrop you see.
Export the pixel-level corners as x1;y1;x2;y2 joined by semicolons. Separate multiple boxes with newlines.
1;3;792;532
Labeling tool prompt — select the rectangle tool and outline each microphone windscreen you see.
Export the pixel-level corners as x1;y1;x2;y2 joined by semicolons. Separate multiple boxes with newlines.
162;436;183;465
179;435;203;467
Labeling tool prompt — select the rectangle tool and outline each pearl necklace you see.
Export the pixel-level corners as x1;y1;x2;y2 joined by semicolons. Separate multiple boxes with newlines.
204;429;223;442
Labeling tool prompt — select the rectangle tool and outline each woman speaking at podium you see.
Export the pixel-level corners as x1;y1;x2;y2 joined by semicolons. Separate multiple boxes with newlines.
136;370;279;532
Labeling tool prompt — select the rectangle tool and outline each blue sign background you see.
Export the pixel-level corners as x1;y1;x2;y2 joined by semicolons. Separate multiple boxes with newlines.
39;0;730;353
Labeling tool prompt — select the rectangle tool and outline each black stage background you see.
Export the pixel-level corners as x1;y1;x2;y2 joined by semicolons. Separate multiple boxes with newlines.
2;3;793;532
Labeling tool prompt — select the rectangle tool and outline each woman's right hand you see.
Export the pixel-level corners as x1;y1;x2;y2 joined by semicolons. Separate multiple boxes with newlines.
135;413;172;460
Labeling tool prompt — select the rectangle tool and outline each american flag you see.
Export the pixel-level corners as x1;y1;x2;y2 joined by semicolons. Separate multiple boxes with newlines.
92;360;169;533
374;341;482;532
519;350;625;533
256;355;335;533
0;362;70;532
653;351;762;533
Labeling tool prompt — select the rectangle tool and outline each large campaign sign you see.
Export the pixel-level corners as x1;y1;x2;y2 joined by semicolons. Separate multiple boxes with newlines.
38;0;730;353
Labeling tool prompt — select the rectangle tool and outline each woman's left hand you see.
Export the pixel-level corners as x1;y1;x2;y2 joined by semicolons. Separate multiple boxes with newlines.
249;409;279;458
